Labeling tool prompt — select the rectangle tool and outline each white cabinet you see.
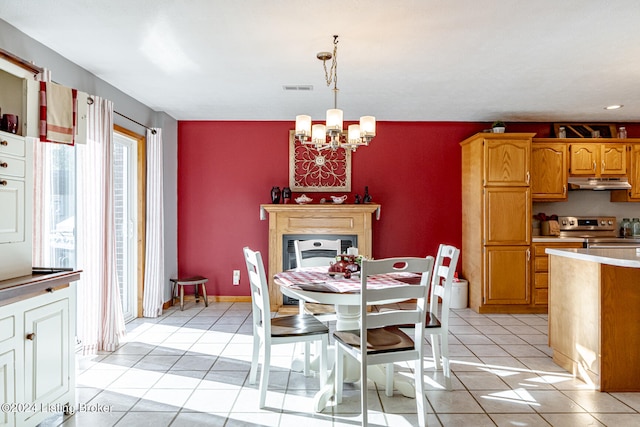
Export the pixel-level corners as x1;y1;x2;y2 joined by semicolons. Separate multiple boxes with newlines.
0;132;32;281
0;56;36;282
0;280;76;427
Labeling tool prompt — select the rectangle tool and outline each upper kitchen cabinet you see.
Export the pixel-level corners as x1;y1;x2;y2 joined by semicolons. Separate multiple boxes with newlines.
0;62;39;138
569;142;627;176
484;137;531;186
531;141;568;201
611;143;640;202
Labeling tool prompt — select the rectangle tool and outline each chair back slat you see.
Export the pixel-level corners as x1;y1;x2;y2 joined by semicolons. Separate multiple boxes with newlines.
294;239;341;268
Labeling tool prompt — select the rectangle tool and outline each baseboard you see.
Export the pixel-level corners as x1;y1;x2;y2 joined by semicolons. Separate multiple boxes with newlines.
166;295;252;309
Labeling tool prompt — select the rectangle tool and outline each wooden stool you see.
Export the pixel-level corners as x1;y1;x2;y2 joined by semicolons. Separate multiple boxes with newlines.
170;276;209;310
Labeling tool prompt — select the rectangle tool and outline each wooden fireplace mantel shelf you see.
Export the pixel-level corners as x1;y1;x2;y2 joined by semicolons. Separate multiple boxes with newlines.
260;203;381;310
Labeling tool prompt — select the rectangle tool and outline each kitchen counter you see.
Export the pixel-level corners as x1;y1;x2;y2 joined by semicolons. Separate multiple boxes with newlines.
545;247;640;268
0;269;81;307
547;248;640;391
532;237;585;243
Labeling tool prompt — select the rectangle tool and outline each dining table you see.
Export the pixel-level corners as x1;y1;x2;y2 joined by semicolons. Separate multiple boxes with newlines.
274;266;422;412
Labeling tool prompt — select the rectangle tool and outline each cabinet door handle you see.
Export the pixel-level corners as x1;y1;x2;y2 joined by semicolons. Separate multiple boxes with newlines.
26;333;35;341
0;180;7;186
602;160;605;172
527;249;531;261
593;161;597;171
526;171;530;184
0;140;7;146
563;185;566;195
0;162;7;168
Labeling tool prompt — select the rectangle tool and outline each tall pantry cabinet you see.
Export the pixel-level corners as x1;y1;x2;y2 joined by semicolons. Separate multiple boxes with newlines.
461;133;536;313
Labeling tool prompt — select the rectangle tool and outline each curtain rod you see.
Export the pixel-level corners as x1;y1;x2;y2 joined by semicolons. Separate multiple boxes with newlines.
86;97;156;134
114;110;157;134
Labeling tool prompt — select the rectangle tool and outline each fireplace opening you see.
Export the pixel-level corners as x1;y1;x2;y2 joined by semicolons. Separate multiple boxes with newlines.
281;234;357;305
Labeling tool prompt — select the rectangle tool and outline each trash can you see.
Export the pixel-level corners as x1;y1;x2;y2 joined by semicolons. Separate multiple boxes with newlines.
450;279;468;309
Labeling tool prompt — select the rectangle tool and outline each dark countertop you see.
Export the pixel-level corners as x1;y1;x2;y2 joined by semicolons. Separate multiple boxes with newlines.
0;269;81;307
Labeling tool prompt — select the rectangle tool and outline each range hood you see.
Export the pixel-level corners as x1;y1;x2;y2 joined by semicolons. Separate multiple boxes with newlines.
567;177;632;190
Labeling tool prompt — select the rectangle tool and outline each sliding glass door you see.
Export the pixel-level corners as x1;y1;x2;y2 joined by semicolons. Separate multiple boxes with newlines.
113;131;138;322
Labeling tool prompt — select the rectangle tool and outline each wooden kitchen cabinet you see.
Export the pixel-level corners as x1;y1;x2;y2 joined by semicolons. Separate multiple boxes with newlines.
611;143;640;202
485;246;530;305
531;241;583;305
569;142;627;176
461;133;536;313
484;187;531;245
484;137;530;186
531;141;568;201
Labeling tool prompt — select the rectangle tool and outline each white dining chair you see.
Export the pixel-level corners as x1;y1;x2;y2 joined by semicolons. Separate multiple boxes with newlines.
333;256;434;427
243;247;329;408
294;238;341;370
426;244;460;390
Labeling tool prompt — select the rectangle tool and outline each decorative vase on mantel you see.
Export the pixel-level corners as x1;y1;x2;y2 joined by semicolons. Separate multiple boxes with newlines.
270;186;281;204
282;187;291;204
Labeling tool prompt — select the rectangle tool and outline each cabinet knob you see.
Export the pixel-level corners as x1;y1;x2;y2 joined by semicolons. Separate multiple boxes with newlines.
26;333;35;341
0;162;7;168
0;180;7;186
0;140;7;146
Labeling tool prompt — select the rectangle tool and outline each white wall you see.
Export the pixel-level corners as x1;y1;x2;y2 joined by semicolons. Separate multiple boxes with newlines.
0;19;178;304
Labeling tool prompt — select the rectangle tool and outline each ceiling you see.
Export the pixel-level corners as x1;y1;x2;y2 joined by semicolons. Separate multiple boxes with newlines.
2;0;640;123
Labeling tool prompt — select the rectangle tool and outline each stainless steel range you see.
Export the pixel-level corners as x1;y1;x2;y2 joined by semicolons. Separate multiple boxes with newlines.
558;216;640;248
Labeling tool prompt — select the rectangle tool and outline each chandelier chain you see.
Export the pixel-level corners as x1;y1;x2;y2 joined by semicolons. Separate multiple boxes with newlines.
322;36;339;89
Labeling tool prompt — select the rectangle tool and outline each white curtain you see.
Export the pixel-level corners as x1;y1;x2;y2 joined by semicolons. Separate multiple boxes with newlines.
143;128;165;317
76;96;126;353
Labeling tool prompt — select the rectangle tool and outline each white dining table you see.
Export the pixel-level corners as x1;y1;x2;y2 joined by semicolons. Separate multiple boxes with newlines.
274;267;420;412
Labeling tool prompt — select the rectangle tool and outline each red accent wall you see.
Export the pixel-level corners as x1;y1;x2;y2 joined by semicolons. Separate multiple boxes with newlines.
177;121;557;296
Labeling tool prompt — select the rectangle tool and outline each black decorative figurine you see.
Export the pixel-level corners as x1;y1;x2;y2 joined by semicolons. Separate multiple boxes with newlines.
270;186;281;204
354;194;361;204
363;186;372;203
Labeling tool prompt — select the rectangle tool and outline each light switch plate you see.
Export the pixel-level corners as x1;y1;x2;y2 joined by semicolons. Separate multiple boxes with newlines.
233;270;240;285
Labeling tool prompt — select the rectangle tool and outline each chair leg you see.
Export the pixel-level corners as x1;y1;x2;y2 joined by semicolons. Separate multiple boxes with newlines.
300;300;311;376
335;345;344;404
179;285;185;311
259;340;271;409
385;363;394;397
201;283;209;307
249;333;260;385
360;355;368;427
431;332;442;370
414;358;427;427
440;333;452;390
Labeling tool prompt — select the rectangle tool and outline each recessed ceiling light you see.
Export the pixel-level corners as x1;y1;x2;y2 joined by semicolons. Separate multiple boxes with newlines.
604;104;623;110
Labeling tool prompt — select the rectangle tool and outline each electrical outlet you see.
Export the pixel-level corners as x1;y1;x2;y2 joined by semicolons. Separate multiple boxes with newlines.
233;270;240;285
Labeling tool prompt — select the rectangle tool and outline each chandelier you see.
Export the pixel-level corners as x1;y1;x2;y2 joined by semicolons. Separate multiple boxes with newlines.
294;35;376;151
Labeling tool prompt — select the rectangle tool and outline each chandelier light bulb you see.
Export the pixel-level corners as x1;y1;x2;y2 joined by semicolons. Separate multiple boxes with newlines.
360;116;376;136
312;124;326;144
326;108;343;132
295;115;311;136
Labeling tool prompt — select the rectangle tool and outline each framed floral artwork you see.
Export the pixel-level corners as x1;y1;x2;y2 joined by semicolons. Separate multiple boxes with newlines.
288;130;351;192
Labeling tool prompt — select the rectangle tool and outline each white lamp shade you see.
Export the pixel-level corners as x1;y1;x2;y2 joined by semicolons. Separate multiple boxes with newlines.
295;115;311;135
326;109;343;131
312;124;326;143
360;116;376;136
348;124;361;142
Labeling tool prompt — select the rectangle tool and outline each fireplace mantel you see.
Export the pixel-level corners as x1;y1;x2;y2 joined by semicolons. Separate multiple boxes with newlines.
260;203;381;310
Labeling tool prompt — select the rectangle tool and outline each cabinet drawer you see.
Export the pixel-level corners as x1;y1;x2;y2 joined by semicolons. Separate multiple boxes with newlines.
534;272;548;289
534;257;548;272
0;132;25;157
0;156;25;177
534;245;549;256
0;315;15;343
534;288;548;305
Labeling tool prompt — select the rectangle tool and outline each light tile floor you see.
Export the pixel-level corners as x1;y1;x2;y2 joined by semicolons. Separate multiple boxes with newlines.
38;302;640;427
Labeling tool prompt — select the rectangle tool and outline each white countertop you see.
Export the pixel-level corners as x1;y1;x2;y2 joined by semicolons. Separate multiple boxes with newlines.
546;248;640;268
532;237;585;243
